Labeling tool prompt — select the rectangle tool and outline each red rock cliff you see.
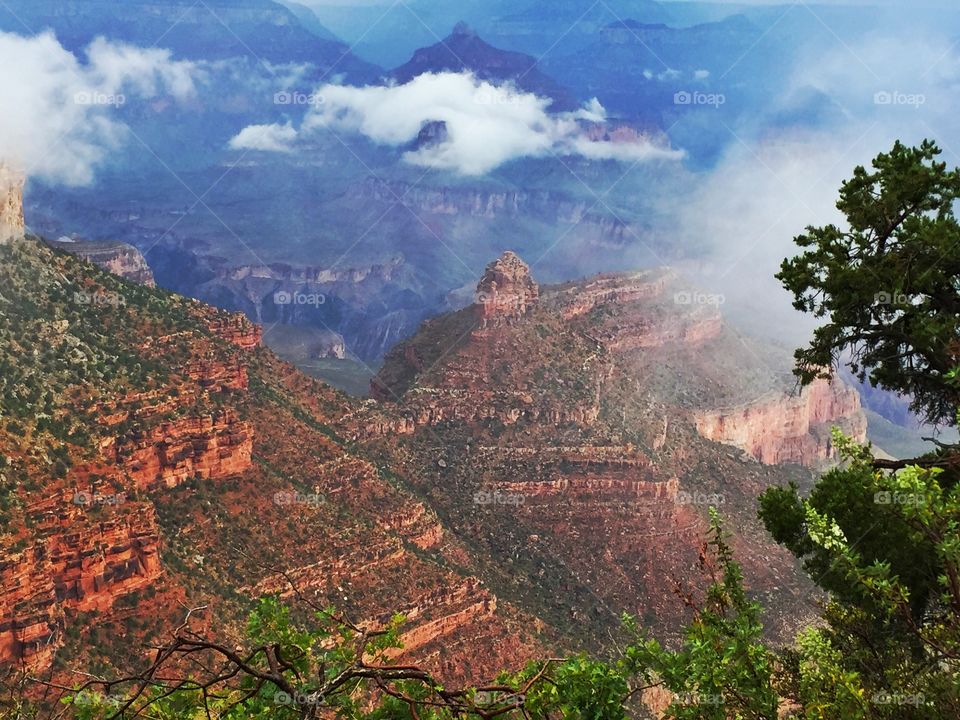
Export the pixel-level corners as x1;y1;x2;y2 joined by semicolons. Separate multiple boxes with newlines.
694;378;868;465
0;483;162;669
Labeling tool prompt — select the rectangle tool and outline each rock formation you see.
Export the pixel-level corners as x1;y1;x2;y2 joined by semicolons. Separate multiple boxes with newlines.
695;378;868;466
50;239;156;286
0;481;162;669
0;164;25;244
366;253;862;644
0;240;542;684
474;251;539;328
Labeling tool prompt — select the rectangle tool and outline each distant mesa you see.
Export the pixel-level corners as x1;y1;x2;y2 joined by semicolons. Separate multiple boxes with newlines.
0;164;25;244
391;23;578;112
474;251;539;328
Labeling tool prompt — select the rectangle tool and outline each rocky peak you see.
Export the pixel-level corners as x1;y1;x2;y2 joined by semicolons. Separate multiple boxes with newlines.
0;164;25;244
451;21;477;38
474;251;539;328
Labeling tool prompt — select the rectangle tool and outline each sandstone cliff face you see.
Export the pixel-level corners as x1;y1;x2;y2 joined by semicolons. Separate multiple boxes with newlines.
0;482;162;669
0;164;25;244
113;411;254;490
695;378;868;465
51;239;156;287
206;311;263;350
0;302;262;670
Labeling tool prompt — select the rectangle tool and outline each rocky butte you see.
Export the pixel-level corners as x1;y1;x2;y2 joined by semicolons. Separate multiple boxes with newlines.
474;250;540;329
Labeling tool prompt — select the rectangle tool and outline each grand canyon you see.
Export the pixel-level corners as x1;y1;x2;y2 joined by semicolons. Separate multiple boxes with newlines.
1;1;958;718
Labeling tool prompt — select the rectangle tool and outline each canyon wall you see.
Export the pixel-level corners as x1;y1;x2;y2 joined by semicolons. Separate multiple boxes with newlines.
112;411;254;491
357;177;630;243
0;483;162;669
695;378;868;465
0;311;260;670
51;239;156;287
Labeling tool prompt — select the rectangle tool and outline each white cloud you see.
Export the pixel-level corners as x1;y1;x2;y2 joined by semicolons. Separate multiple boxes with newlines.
229;122;298;153
229;72;682;175
0;31;197;186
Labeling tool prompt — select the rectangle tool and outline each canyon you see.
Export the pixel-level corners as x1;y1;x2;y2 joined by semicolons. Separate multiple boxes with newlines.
0;233;864;698
0;237;540;685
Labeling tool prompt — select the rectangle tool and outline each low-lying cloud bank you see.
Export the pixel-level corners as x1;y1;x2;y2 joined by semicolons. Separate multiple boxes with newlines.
229;72;684;174
0;31;197;185
668;32;960;344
